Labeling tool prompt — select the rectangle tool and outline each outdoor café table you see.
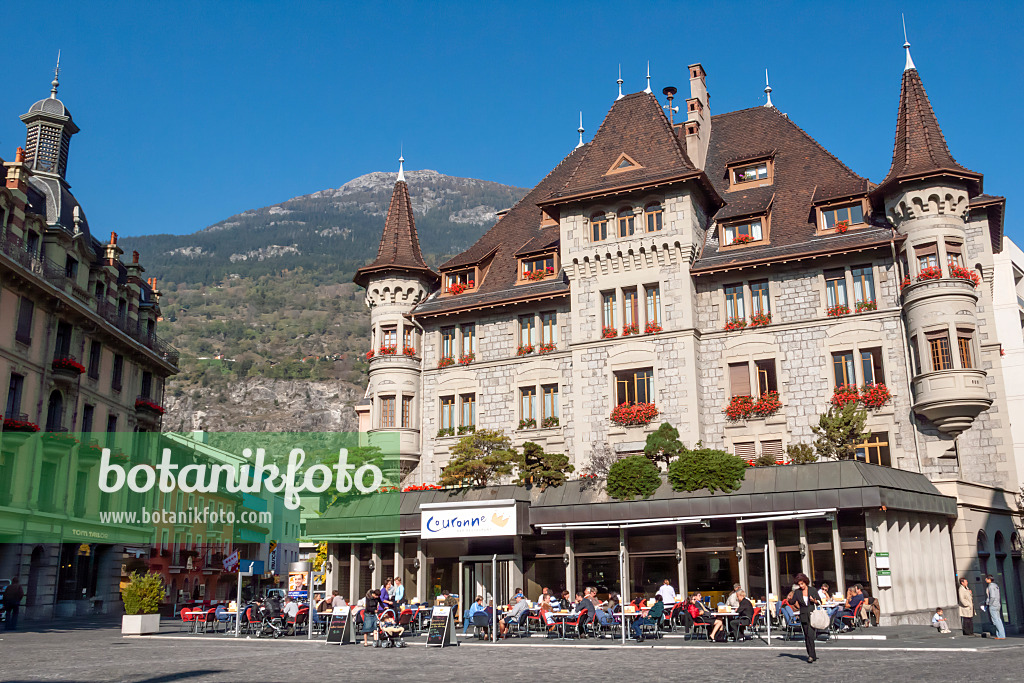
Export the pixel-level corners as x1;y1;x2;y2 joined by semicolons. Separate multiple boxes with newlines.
548;612;575;639
184;610;207;634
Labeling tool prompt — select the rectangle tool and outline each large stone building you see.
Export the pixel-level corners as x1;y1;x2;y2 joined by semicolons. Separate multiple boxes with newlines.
0;71;178;618
330;46;1023;628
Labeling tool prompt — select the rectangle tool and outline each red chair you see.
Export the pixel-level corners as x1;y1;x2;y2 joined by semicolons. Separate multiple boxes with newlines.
565;608;590;639
198;607;217;634
288;608;308;636
397;609;415;636
179;607;198;633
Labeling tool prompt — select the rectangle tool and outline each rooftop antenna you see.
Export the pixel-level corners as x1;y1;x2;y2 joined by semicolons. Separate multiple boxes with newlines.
764;68;774;108
50;50;61;99
902;14;915;71
644;61;652;94
662;86;678;124
576;111;585;149
616;64;624;101
397;145;405;182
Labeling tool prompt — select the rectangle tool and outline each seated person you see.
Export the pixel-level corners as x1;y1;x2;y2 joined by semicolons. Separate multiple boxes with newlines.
817;583;832;604
931;607;951;634
463;595;487;634
498;594;529;637
282;596;299;635
730;590;755;641
835;587;865;630
379;610;404;639
538;603;557;632
630;595;664;642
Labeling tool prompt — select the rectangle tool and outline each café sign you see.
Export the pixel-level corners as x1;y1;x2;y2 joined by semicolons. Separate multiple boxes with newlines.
420;500;517;539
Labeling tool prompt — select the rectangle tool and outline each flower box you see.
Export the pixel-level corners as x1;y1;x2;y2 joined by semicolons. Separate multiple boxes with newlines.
542;416;559;428
949;265;980;288
855;299;877;313
379;345;397;356
3;418;40;433
457;425;476;435
122;614;161;636
835;220;849;234
538;343;556;355
732;234;753;245
609;402;659;427
518;418;537;430
749;312;771;328
526;267;555;282
900;277;912;291
826;304;851;317
601;326;618;339
644;322;663;334
402;483;445;492
436;427;455;438
916;266;942;281
724;317;747;331
622;323;640;336
446;280;475;295
437;356;455;369
831;383;860;408
516;345;534;357
402;345;417;357
458;353;475;366
752;390;781;417
41;432;79;448
135;398;165;415
52;357;86;374
365;350;375;361
861;382;891;409
724;395;755;421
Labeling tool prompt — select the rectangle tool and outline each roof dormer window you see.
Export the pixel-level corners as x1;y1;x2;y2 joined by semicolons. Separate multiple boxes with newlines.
722;217;766;247
520;254;556;282
820;202;865;232
726;157;774;191
444;269;476;295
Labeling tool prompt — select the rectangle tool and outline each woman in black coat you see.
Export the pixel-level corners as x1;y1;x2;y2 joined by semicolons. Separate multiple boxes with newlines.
792;573;819;663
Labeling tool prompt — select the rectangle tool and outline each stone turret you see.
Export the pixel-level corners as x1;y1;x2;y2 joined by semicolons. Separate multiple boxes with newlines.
353;158;439;475
873;48;989;436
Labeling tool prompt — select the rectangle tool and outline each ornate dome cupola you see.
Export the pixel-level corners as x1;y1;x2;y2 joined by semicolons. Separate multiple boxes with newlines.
20;57;79;181
871;39;989;436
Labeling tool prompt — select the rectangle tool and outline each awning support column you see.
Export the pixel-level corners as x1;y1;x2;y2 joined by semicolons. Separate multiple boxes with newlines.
798;519;811;577
676;525;687;598
371;543;382;589
349;543;359;603
767;522;779;598
620;527;630;601
416;540;427;604
737;525;748;592
564;531;575;598
831;515;846;596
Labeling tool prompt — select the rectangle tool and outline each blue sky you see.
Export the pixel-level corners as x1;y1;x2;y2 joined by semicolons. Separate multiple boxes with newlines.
2;1;1020;239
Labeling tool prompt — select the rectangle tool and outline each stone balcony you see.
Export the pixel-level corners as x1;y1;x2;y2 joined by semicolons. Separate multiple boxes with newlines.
911;368;991;435
901;276;979;308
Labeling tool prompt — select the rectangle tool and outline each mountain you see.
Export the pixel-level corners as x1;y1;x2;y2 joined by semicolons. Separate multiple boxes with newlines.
122;170;527;286
121;171;527;432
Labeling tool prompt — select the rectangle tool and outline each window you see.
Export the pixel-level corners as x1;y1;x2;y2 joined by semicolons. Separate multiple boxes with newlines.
733;162;769;185
460;323;476;355
381;327;397;349
402;396;413;428
94;282;105;302
855;432;892;467
5;373;24;417
957;330;974;369
645;203;663;232
824;268;848;308
141;371;153;400
645;285;661;326
928;331;953;371
444;270;475;291
441;327;455;358
760;440;784;462
750;280;769;316
518;315;536;347
917;244;938;271
439;396;455;431
729;362;750;397
54;321;73;359
946;242;964;269
851;266;875;305
617;207;635;238
45;390;63;431
380;396;396;428
15;297;34;345
25;230;39;256
81;404;95;434
403;328;414;353
460;394;476;427
755;359;777;395
520;387;536;422
522;255;554;279
615;368;653;404
117;299;127;326
542;385;559;422
832;351;855;386
724;284;745;320
734;442;756;460
910;335;922;375
821;202;864;229
723;219;763;246
112;354;124;391
39;461;58;510
88;341;101;379
623;289;639;328
860;348;884;385
601;292;615;329
64;255;78;280
106;414;118;433
591;213;608;242
540;312;557;345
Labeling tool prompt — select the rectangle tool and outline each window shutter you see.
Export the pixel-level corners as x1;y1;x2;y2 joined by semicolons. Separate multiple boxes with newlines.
761;440;784;462
729;362;750;397
734;442;756;460
915;243;938;257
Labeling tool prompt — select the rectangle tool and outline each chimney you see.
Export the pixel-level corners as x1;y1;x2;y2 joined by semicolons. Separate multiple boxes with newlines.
105;231;123;265
685;63;711;170
126;249;145;279
4;147;29;193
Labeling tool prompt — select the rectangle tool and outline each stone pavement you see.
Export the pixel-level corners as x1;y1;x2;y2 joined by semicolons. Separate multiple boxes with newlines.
0;618;1020;682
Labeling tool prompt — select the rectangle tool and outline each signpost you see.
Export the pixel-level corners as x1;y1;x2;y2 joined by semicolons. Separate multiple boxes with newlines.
875;552;892;588
325;610;352;644
425;605;458;647
233;560;264;638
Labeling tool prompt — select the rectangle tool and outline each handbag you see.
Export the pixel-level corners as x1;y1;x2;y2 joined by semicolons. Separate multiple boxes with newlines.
809;606;830;630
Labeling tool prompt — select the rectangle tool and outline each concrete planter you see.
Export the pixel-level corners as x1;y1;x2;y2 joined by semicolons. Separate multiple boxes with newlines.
122;613;161;635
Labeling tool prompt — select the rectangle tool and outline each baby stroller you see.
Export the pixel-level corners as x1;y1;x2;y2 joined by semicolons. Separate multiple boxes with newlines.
252;601;285;639
374;609;407;648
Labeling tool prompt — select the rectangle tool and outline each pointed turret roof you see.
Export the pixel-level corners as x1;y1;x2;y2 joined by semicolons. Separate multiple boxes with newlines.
353;171;439;288
874;65;981;198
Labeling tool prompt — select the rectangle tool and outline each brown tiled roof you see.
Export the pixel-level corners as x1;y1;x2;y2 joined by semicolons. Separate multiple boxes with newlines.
693;106;892;273
514;226;560;257
873;68;981;198
543;92;699;203
353;179;438;287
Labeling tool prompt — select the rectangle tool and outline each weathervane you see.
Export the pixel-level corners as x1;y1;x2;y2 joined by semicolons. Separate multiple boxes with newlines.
576;112;585;149
397;147;406;182
764;68;774;108
902;14;915;71
50;50;61;99
616;64;624;101
644;61;652;94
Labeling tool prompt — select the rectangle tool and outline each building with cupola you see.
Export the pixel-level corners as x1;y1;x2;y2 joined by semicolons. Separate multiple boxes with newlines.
0;67;179;619
327;43;1023;629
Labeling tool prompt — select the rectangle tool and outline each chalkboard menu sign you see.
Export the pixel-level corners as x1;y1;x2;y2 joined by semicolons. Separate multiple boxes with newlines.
325;613;352;645
425;605;458;647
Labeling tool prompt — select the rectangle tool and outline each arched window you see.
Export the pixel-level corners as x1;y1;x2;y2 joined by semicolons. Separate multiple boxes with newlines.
994;531;1005;555
45;390;63;431
591;213;608;242
617;207;635;238
977;530;990;575
645;203;663;232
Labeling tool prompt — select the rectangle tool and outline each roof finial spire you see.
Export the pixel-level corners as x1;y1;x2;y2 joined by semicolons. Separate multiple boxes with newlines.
50;50;61;99
576;111;585;149
616;64;624;101
644;61;652;94
764;68;774;108
902;14;916;71
397;146;405;183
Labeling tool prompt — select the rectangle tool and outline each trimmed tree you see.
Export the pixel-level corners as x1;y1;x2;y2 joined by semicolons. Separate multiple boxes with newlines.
812;403;869;461
606;454;662;500
121;571;165;615
438;429;516;487
786;443;818;464
644;422;684;467
514;441;574;490
668;445;747;494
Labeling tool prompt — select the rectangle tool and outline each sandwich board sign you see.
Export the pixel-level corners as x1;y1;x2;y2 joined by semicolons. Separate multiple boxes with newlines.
325;611;352;645
425;605;458;647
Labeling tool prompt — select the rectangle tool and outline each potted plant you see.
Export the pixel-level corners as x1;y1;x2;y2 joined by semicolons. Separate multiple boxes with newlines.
724;395;755;421
538;343;557;355
855;299;877;313
622;323;640;336
749;312;772;328
724;317;747;331
437;356;454;369
834;220;849;234
458;352;475;366
402;345;417;357
601;326;618;339
644;321;663;334
120;571;165;635
916;265;942;281
516;344;535;357
826;303;851;317
949;264;980;288
831;383;861;408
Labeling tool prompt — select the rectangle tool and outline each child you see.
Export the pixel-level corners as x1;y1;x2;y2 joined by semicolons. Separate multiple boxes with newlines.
932;607;951;634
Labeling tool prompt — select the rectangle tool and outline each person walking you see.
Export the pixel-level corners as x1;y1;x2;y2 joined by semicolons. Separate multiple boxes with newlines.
957;577;974;636
792;573;820;663
3;577;24;631
984;575;1005;639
